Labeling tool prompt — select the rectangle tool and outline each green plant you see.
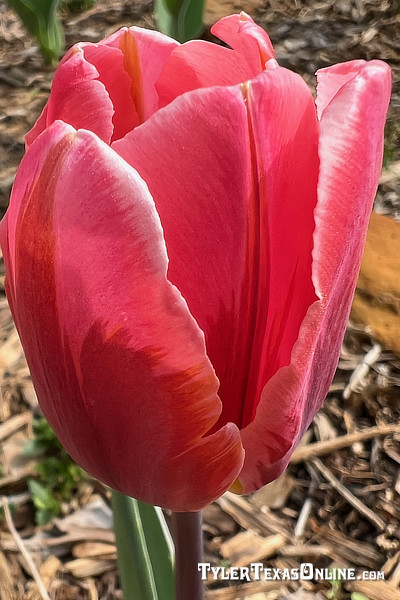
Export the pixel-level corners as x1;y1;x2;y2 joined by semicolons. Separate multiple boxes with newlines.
383;120;400;169
63;0;95;12
5;0;64;63
6;0;96;63
326;573;344;600
155;0;206;42
25;417;87;525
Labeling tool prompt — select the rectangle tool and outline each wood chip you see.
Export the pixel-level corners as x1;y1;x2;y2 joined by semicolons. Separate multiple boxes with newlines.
218;493;292;540
204;581;288;599
63;558;116;578
0;412;31;442
347;580;400;600
380;160;400;184
311;458;386;531
220;531;286;567
279;544;332;559
72;542;117;559
0;550;16;600
251;474;295;510
315;526;383;569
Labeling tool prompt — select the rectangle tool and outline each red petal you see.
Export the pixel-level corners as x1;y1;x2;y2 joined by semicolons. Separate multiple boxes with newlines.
156;13;273;109
80;43;139;141
238;60;391;493
211;12;274;69
315;59;367;119
26;48;114;147
113;69;319;434
113;86;254;429
237;67;319;428
2;121;243;510
156;42;257;109
103;26;178;123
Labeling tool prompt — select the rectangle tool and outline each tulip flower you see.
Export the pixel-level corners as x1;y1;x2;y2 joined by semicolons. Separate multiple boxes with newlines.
0;14;391;512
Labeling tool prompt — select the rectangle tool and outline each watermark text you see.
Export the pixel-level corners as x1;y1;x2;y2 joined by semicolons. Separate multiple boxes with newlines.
198;563;384;582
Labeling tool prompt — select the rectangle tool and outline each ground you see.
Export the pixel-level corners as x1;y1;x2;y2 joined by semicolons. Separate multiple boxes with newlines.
0;1;400;599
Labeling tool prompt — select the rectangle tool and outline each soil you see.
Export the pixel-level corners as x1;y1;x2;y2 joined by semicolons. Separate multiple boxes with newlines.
1;1;400;599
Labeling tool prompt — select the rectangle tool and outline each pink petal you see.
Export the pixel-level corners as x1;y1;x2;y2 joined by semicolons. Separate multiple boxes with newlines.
315;59;367;119
25;105;49;149
156;13;272;109
113;68;319;436
315;60;391;296
2;121;243;511
1;120;73;319
211;12;274;70
103;26;179;123
237;67;319;429
80;43;139;141
238;60;391;494
156;41;257;109
113;86;254;428
25;48;114;148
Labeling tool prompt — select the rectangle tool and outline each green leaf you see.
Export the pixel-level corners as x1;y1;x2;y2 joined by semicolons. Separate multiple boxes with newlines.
138;501;175;600
155;0;205;42
28;479;60;525
111;491;159;600
23;438;45;457
111;492;176;600
63;0;95;12
351;594;371;600
24;418;87;525
5;0;64;62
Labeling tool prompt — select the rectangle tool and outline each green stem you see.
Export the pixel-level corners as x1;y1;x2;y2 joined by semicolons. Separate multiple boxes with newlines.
172;511;203;600
137;502;175;600
111;490;158;600
154;0;205;42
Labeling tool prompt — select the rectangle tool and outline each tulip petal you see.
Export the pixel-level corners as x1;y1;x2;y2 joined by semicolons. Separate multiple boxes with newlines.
26;48;114;147
79;43;140;141
211;12;274;69
237;67;319;428
315;59;367;120
156;43;256;109
103;27;179;123
113;86;254;428
156;13;270;109
113;68;319;435
2;121;243;511
315;60;391;297
238;60;391;493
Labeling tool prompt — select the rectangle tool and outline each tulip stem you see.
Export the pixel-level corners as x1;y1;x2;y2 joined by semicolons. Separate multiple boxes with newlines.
171;511;204;600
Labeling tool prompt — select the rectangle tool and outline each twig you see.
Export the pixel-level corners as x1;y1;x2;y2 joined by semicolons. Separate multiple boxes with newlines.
0;412;32;443
280;544;332;558
218;492;292;540
1;496;51;600
343;343;381;399
310;458;386;532
204;580;286;599
294;497;313;538
0;465;37;491
291;423;400;463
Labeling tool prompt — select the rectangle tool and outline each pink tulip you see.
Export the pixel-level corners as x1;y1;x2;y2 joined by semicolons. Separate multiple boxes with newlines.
0;14;391;511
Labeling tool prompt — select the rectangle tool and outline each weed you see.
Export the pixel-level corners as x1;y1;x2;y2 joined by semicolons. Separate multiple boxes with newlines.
24;417;87;525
